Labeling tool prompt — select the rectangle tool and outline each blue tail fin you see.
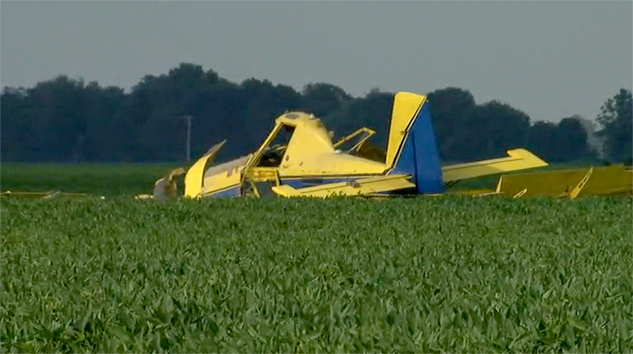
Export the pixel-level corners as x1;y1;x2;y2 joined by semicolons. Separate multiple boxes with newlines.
388;94;444;194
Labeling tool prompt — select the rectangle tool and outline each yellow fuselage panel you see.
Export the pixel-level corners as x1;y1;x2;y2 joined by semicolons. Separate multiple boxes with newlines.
200;155;251;195
280;115;334;161
200;153;386;194
194;107;413;196
275;113;386;176
278;153;386;177
202;168;243;195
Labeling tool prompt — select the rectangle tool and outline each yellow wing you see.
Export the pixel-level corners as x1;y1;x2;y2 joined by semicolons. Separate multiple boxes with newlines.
496;164;632;199
441;148;547;183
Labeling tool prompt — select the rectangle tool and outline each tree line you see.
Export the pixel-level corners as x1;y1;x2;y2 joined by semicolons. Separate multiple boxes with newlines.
2;63;631;164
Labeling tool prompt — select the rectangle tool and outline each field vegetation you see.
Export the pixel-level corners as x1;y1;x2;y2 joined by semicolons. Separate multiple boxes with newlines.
1;163;178;197
1;164;631;352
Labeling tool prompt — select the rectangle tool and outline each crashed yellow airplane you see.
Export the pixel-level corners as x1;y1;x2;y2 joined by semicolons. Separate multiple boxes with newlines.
150;92;548;199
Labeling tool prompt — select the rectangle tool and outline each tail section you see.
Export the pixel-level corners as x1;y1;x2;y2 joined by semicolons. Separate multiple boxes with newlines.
385;92;444;194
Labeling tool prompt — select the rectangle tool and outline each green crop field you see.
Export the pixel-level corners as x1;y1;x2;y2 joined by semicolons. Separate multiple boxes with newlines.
1;163;180;197
1;164;632;352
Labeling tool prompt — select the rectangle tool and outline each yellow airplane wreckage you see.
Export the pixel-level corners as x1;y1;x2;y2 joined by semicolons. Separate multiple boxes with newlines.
3;92;629;201
142;91;628;201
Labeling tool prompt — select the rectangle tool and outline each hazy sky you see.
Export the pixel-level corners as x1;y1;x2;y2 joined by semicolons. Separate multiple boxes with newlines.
1;1;631;123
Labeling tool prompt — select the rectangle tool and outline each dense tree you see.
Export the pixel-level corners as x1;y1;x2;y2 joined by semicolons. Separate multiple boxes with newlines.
301;83;352;117
33;77;90;161
1;63;625;164
1;88;30;161
556;117;591;161
322;89;394;150
426;88;476;160
527;117;594;162
527;121;559;161
83;83;127;161
444;101;530;161
597;89;632;163
234;78;303;157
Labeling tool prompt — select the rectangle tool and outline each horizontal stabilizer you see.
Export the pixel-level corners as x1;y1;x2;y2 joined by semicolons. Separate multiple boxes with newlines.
441;148;548;183
272;174;415;198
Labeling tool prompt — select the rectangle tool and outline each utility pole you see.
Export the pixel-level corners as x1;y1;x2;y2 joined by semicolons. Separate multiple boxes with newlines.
179;115;193;164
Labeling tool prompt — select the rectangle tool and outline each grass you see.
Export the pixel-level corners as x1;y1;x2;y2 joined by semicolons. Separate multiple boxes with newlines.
1;163;180;197
1;163;631;352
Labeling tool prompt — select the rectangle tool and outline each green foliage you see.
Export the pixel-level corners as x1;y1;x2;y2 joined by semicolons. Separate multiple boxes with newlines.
322;90;394;150
301;83;352;118
427;89;595;163
597;89;632;163
1;163;178;197
2;195;631;352
1;63;627;165
462;101;531;161
528;117;595;163
427;87;477;160
555;117;591;160
528;121;559;161
428;92;535;161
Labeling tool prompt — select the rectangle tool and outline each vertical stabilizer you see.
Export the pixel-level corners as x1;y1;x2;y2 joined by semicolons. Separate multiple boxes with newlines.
385;92;443;194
